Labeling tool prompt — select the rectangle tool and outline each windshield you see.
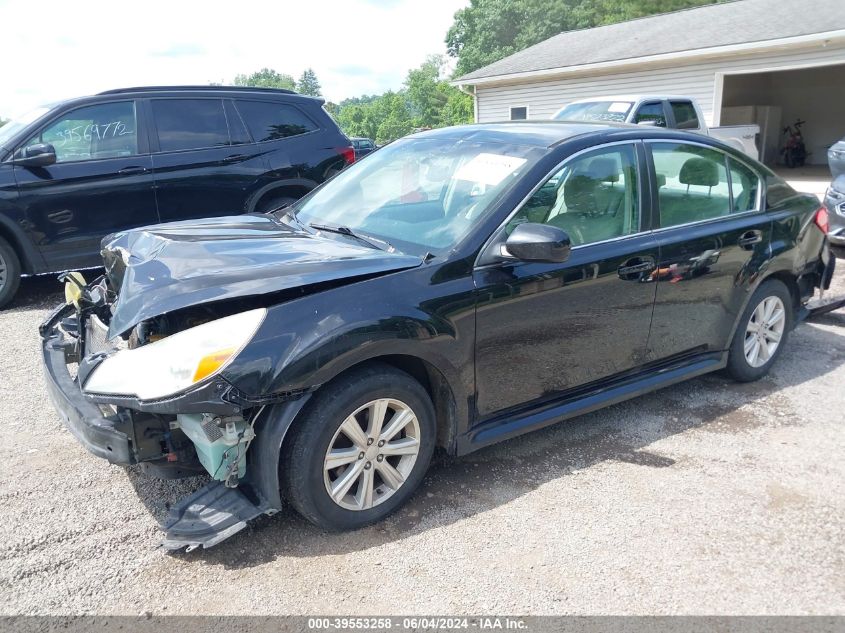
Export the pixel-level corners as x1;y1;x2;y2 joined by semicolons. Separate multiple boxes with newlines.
0;106;50;150
553;101;633;123
294;137;544;254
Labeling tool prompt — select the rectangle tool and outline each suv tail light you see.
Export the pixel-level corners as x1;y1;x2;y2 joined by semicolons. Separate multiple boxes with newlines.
338;146;355;165
815;206;830;234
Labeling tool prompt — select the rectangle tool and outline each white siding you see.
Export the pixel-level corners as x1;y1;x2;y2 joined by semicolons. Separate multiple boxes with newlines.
475;44;845;124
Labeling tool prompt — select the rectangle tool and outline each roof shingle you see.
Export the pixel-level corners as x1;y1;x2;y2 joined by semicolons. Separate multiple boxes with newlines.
457;0;845;82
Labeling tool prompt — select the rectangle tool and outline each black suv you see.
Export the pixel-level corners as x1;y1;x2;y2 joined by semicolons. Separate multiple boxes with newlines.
0;86;353;307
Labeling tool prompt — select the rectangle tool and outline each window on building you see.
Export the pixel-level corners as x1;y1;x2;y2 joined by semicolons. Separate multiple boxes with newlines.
510;106;528;121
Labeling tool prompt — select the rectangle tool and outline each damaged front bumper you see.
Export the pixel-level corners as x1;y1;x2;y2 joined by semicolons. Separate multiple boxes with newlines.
39;302;298;551
41;303;134;464
40;303;244;464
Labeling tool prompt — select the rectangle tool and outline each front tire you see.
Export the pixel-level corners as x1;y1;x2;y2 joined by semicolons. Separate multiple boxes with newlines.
0;237;21;309
726;279;793;382
281;363;435;531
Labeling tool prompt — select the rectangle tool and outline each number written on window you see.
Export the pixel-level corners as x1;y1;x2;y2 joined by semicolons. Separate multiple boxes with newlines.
26;101;137;163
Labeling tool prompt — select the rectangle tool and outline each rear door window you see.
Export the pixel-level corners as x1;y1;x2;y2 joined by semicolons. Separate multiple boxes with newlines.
728;157;760;212
235;101;317;141
670;101;700;130
652;143;730;227
152;99;229;152
223;100;251;145
25;101;137;163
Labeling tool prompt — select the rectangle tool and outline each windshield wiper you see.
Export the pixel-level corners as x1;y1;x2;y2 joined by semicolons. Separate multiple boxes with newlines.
308;223;394;252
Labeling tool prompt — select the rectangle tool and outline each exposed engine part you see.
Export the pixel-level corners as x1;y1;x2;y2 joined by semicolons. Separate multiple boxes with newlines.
174;413;256;485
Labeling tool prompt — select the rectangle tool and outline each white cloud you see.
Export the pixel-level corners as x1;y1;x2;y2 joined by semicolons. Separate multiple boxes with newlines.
0;0;467;117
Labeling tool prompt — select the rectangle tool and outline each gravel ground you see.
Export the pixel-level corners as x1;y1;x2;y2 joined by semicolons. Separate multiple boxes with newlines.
0;270;843;616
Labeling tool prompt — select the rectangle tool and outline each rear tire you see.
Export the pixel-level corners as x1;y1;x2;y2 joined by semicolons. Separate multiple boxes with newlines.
726;279;793;382
0;237;21;309
282;363;436;531
256;195;297;214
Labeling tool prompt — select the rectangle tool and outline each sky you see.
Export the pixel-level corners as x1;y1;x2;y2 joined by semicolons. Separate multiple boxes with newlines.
0;0;468;119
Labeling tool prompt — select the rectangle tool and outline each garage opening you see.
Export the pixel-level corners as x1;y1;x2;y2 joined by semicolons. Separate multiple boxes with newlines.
719;63;845;196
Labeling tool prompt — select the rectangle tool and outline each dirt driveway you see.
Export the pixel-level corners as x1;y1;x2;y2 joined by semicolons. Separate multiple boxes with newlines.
1;271;843;615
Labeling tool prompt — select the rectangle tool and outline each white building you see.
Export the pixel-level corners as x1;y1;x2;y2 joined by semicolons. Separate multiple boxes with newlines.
454;0;845;166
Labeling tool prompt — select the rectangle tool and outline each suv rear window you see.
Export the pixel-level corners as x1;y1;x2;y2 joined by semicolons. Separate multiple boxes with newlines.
152;99;229;152
236;101;317;142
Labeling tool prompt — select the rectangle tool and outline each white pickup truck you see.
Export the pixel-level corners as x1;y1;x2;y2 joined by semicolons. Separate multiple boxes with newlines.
552;95;759;159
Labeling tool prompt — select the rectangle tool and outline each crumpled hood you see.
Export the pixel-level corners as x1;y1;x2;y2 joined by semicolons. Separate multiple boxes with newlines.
102;214;422;338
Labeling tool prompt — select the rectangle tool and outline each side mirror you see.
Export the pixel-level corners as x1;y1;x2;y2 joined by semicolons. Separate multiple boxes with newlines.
504;222;571;263
636;119;661;127
13;143;57;167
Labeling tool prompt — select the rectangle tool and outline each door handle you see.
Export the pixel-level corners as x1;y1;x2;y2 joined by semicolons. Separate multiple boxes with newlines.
223;154;249;163
618;257;656;280
117;166;148;175
738;230;763;248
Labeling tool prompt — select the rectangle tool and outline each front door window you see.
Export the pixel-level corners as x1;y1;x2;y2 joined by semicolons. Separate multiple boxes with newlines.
633;102;667;127
508;144;640;246
24;101;137;163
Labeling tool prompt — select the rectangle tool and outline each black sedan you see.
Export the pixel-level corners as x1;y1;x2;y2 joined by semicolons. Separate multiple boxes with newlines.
40;122;833;550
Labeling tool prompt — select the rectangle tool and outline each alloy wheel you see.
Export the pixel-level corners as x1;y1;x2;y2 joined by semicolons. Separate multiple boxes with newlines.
0;250;6;291
744;296;786;368
323;398;421;511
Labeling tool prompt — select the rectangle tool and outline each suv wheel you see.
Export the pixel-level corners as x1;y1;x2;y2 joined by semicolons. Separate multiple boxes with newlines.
0;237;21;309
256;195;297;214
726;279;792;382
282;363;435;530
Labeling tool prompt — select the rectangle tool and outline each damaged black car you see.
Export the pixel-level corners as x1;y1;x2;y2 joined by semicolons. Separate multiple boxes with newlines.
41;123;834;550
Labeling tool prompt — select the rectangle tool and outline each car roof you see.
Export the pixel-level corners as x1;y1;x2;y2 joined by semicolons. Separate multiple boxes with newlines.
566;95;696;104
408;121;637;148
54;86;324;107
407;121;740;154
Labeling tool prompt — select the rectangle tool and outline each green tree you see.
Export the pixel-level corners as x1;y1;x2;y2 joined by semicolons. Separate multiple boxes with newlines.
233;68;296;90
334;91;415;145
339;94;381;109
447;0;724;77
405;55;473;129
374;92;414;145
296;68;322;96
336;103;380;140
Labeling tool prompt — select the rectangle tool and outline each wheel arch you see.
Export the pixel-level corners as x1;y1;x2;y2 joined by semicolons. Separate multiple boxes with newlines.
321;354;460;454
724;270;799;348
246;179;317;213
760;270;801;317
247;353;461;512
0;215;39;274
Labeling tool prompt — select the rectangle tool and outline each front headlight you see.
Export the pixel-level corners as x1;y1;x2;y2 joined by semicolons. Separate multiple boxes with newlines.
83;308;266;400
